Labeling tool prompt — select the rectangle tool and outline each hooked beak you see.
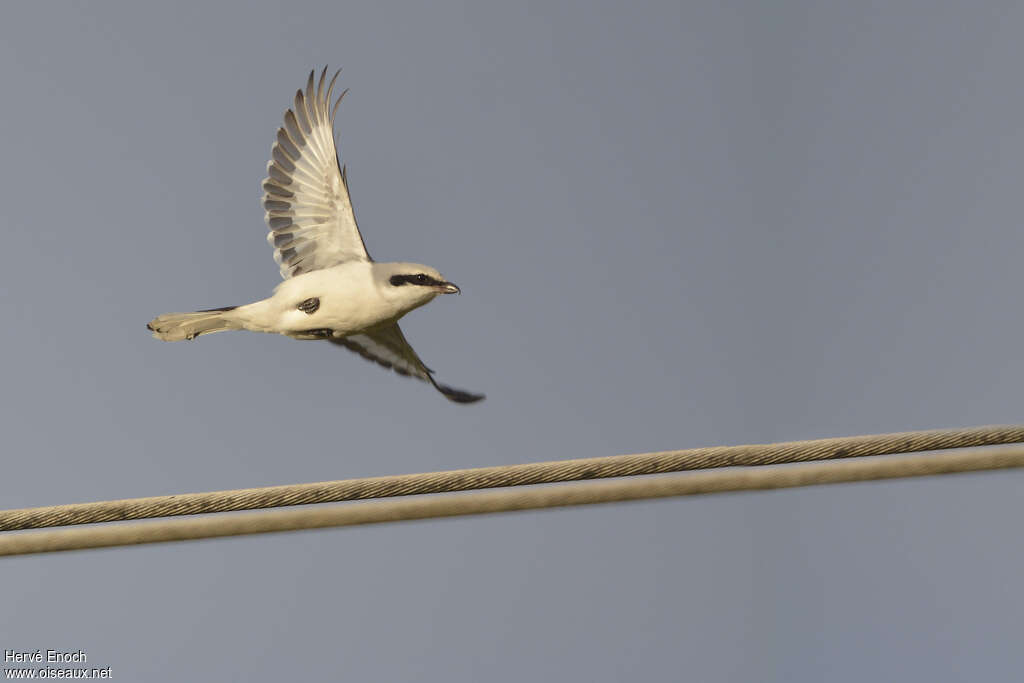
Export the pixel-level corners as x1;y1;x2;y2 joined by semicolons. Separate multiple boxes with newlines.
439;281;460;295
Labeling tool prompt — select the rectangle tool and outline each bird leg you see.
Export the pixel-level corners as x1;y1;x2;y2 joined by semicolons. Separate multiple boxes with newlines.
290;328;334;340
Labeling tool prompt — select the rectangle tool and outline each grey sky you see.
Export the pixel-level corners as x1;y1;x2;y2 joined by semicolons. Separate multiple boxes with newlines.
1;1;1022;680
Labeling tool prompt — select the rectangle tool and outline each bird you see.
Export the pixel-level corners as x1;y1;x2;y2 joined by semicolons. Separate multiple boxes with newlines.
147;68;484;404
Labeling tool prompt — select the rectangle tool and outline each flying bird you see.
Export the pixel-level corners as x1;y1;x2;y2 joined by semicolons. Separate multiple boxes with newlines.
148;68;484;403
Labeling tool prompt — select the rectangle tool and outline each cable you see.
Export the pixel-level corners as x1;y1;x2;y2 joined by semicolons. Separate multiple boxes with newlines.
2;424;1023;531
2;445;1022;557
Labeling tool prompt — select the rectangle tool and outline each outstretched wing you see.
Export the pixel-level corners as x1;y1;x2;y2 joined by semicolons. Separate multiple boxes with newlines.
263;68;370;279
329;322;484;404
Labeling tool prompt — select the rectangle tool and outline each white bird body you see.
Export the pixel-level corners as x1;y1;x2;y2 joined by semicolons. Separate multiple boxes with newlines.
147;68;483;403
223;261;440;336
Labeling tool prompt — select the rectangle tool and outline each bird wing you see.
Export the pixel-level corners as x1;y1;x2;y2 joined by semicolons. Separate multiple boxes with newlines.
263;68;370;279
329;322;484;404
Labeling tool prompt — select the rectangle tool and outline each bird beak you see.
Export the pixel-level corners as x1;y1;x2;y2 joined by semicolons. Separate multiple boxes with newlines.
439;282;460;295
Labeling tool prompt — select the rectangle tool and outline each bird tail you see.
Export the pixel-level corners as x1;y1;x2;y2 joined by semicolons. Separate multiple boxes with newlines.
147;306;241;341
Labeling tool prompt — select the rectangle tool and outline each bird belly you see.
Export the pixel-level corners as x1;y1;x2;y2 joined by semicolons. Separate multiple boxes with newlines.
282;296;392;335
270;266;398;336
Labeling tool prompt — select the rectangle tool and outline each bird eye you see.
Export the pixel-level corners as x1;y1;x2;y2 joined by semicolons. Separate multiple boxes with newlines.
415;274;429;285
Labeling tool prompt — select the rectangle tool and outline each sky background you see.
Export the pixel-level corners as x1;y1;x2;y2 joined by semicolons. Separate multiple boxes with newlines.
1;1;1023;680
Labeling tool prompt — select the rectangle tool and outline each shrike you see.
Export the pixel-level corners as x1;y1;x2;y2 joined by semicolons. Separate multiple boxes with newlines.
148;68;484;403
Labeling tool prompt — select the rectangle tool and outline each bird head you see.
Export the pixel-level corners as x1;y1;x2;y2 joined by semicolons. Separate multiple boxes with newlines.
376;262;460;310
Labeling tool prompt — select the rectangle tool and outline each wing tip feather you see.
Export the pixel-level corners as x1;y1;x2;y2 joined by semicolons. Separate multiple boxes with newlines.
432;379;486;404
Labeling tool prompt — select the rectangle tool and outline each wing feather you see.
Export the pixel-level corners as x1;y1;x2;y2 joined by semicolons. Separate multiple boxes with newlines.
263;68;369;278
328;323;484;404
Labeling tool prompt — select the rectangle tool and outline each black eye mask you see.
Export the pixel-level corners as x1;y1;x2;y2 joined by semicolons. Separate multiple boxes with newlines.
389;273;441;287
